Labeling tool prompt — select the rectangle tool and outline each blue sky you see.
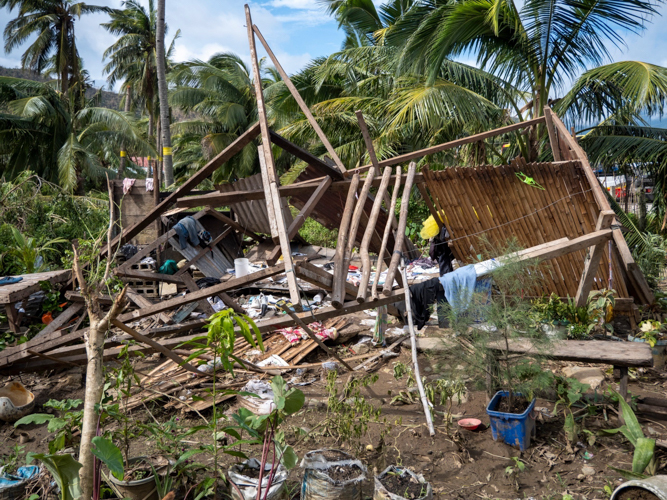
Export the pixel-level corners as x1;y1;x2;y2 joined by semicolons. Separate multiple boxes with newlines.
1;0;667;95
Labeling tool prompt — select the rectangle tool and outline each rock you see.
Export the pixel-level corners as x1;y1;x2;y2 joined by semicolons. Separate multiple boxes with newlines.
56;367;83;389
562;366;605;390
581;465;595;477
354;343;370;355
366;444;374;452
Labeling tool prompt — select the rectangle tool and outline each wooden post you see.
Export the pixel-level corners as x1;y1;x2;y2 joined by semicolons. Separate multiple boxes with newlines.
257;144;279;241
372;167;402;301
358;167;392;302
252;22;346;174
543;107;562;162
331;174;360;308
382;162;417;295
400;262;435;436
246;5;301;308
575;210;615;307
266;176;332;265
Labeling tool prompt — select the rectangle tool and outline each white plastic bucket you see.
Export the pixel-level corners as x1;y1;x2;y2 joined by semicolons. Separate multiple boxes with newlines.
235;258;251;278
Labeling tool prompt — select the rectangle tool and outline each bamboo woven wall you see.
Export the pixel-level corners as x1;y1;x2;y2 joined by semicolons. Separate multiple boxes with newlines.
422;159;629;298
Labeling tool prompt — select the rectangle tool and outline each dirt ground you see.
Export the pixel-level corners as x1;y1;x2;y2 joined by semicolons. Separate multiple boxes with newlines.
1;322;666;500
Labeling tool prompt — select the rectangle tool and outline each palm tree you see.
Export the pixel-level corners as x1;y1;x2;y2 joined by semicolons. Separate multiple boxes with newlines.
0;76;153;191
169;53;267;183
155;0;173;186
0;0;111;94
102;0;178;181
380;0;666;160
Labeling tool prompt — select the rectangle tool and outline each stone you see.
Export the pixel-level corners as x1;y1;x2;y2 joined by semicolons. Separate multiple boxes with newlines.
562;366;606;390
56;367;83;389
581;465;595;477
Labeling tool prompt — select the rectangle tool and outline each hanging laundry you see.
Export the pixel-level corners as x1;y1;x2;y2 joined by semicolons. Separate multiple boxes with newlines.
122;178;136;194
145;178;154;192
395;277;444;330
429;226;454;276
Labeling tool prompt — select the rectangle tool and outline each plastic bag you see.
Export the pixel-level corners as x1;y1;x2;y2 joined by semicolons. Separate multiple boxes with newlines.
373;466;432;500
228;459;287;500
301;449;366;500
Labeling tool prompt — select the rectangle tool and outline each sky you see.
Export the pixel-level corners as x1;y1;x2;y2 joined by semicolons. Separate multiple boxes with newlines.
0;0;667;94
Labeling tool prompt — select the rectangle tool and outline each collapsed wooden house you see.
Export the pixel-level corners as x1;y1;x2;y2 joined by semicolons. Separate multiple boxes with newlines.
0;7;653;401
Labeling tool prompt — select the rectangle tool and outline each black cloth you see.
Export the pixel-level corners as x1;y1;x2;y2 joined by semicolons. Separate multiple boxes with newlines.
196;277;221;289
429;226;454;276
396;277;445;330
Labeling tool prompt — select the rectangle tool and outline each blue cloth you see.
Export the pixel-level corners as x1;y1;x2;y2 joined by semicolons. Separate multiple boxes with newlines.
0;465;39;489
440;264;478;314
173;216;200;249
0;277;22;286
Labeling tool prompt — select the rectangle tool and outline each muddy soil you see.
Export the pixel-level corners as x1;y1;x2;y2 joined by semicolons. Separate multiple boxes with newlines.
380;471;428;499
495;395;531;414
1;324;666;500
617;488;660;500
325;463;363;482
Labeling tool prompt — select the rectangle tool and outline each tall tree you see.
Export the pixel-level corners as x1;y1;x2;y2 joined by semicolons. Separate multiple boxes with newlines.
382;0;666;159
1;0;110;94
155;0;173;185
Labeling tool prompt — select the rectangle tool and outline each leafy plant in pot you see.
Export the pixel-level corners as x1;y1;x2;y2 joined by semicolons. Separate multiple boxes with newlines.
445;238;553;450
226;375;305;500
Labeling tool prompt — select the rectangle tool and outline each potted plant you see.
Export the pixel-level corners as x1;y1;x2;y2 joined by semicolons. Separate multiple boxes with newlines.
445;238;554;451
630;320;667;369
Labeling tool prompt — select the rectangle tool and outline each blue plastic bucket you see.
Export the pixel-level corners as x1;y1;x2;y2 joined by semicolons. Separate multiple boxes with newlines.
486;391;536;450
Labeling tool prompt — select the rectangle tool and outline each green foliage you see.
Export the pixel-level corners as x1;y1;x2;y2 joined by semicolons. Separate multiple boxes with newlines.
0;444;25;474
325;370;389;453
553;376;590;443
602;390;657;477
27;452;82;500
91;436;124;481
531;294;569;325
297;217;339;249
15;399;83;454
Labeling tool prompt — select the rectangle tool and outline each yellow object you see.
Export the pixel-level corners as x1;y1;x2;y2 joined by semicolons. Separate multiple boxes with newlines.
420;215;440;240
163;146;173;156
158;156;163;162
120;151;127;157
147;155;151;161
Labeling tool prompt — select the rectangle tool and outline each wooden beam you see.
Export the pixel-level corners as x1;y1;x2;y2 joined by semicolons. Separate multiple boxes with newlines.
253;23;346;174
575;210;615;307
383;162;417;295
269;131;344;181
116;269;184;284
543;107;562;162
331;173;359;308
247;6;301;307
111;319;211;378
204;208;263;242
373;167;402;301
126;288;172;324
117;263;286;323
294;261;360;299
180;273;216;315
102;123;261;255
33;302;84;339
176;173;425;209
266;176;332;265
348;116;546;175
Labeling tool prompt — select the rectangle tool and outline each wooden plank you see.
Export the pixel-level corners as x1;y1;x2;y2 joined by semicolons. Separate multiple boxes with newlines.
358;167;392;302
126;288;172;324
180;273;216;316
102;123;261;255
331;174;359;307
543;107;562;161
116;269;184;284
373;167;402;301
204;208;263;242
111;319;211;378
0;270;71;304
575;210;615;307
267;176;332;265
295;261;360;298
382;162;417;295
4;303;20;334
269;131;344;181
487;339;652;367
252;23;346;174
33;303;84;340
348;116;546;175
117;264;286;323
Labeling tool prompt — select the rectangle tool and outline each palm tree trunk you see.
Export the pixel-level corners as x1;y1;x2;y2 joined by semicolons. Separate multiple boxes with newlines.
156;0;174;187
118;87;132;178
148;111;154;176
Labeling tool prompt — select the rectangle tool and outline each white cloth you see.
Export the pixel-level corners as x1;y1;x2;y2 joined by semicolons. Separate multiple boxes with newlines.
122;178;136;194
145;178;154;192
